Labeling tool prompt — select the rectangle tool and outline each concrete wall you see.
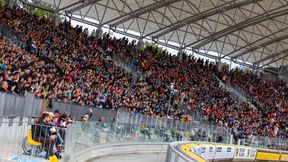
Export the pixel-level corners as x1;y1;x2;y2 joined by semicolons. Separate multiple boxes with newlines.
63;143;168;162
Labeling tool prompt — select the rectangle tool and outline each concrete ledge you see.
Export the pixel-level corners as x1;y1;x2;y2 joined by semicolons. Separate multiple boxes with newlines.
64;143;169;162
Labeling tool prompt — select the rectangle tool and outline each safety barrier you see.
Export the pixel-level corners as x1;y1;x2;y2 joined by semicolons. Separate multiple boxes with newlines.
0;92;43;117
166;141;199;162
0;117;66;162
0;24;25;48
179;142;288;161
51;101;118;121
0;118;37;161
0;91;118;120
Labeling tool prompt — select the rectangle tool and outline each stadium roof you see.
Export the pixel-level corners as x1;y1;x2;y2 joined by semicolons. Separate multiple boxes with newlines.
23;0;288;71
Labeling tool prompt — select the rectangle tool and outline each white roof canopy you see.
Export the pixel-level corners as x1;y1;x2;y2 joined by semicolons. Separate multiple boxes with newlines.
23;0;288;70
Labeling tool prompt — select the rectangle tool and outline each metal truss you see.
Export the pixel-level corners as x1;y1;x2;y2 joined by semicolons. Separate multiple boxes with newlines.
147;0;262;38
19;0;55;12
105;0;183;27
220;26;288;59
19;0;86;12
57;1;85;12
254;48;288;65
259;52;288;69
68;13;259;69
231;34;288;59
26;0;288;69
185;6;288;49
193;49;255;68
66;0;102;13
69;15;100;27
67;14;181;50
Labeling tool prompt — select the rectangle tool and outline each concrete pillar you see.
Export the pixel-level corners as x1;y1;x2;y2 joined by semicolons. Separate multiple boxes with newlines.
178;49;183;61
254;64;261;76
5;0;13;8
229;60;233;71
52;13;60;26
256;70;261;77
185;52;189;62
96;27;103;39
237;139;241;145
137;39;144;50
217;58;222;71
279;66;284;74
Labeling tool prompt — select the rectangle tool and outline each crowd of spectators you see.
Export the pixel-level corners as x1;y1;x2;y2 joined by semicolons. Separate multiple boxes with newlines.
0;4;287;143
109;40;272;140
0;5;189;120
217;66;288;139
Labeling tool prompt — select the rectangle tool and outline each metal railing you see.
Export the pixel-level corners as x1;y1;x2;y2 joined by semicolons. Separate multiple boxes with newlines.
0;117;67;162
215;76;248;103
0;118;36;161
51;101;118;121
0;24;25;48
166;141;199;162
63;119;232;162
110;52;141;80
116;110;232;142
0;92;43;118
0;91;119;121
239;135;288;151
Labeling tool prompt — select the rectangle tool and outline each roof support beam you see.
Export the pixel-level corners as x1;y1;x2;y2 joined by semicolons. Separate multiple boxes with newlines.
254;48;288;65
19;0;55;12
220;26;288;59
57;1;85;12
66;14;257;68
68;15;100;27
191;49;255;68
231;34;288;59
66;0;102;14
148;0;262;38
185;5;288;49
106;0;182;27
19;0;83;14
259;54;288;68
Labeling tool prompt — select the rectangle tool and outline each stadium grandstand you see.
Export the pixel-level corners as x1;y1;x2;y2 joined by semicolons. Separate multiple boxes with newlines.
0;0;287;161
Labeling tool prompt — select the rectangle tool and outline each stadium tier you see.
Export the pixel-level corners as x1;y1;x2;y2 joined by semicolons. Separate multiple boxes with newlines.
0;0;288;161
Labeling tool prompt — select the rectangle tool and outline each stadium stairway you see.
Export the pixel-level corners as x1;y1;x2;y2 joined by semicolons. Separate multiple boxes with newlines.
215;75;253;105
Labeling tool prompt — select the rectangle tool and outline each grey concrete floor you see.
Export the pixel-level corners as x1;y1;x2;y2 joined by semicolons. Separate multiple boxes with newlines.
88;153;166;162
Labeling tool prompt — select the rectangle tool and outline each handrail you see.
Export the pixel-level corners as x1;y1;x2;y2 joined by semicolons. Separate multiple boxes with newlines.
177;141;288;161
169;141;206;162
